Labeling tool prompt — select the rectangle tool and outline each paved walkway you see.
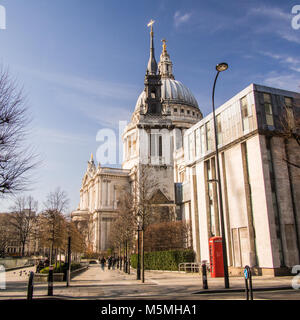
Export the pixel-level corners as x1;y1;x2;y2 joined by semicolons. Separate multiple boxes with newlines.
0;264;299;300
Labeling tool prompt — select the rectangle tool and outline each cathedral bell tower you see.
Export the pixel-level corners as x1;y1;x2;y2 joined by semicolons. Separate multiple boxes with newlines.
158;39;175;80
144;20;162;115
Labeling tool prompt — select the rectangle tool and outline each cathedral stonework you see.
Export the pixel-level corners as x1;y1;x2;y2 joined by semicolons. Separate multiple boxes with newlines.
72;23;300;275
71;23;202;252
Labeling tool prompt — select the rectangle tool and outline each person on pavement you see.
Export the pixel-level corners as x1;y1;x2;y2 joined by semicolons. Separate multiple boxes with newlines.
108;256;112;270
112;257;116;270
100;257;106;271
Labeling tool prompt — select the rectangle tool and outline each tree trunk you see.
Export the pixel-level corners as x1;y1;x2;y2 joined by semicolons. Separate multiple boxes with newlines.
59;249;62;272
50;243;53;265
54;248;57;267
22;242;25;257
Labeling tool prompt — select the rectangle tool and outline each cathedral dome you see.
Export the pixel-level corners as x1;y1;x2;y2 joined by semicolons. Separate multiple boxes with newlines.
135;78;199;112
161;78;199;108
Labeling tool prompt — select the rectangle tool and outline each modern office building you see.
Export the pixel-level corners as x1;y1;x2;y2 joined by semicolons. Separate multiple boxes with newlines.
174;83;300;275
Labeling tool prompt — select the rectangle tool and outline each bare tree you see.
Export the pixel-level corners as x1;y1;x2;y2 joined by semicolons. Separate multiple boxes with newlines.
77;214;94;254
0;67;38;195
109;187;136;263
8;196;38;256
63;214;86;262
67;220;85;256
44;187;69;213
144;221;191;252
132;164;162;228
0;213;13;257
39;188;69;264
280;104;300;169
130;164;164;282
110;164;176;279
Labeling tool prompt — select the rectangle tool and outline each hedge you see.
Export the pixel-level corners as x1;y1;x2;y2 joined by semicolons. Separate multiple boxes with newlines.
130;249;195;271
40;262;82;274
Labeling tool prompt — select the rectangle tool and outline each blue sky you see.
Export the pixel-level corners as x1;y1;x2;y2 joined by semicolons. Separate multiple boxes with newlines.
0;0;299;212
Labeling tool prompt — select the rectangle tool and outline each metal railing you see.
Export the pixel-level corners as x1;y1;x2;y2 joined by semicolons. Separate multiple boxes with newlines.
179;263;201;273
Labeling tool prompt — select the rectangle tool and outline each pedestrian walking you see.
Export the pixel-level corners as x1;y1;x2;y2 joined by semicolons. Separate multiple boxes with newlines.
108;256;112;270
100;257;106;271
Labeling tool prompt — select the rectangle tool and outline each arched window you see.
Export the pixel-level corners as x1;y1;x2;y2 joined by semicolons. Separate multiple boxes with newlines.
151;89;156;99
150;133;163;157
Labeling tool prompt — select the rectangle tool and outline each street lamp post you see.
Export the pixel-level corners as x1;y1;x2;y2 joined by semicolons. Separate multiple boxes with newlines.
66;236;71;287
137;210;145;283
136;223;141;280
141;224;145;283
212;62;230;289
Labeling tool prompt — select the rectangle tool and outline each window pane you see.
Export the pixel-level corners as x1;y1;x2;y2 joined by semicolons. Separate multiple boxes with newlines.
150;134;156;156
284;97;292;107
195;128;200;157
158;135;162;157
266;114;274;126
264;93;274;126
189;133;195;159
200;126;205;155
206;122;211;151
263;93;271;103
265;103;272;115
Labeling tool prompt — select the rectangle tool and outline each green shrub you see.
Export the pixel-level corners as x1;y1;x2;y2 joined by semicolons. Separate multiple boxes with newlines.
130;249;195;271
70;263;82;271
39;262;82;274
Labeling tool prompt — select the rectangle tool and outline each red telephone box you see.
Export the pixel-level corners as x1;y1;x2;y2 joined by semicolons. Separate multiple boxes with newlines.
209;236;224;277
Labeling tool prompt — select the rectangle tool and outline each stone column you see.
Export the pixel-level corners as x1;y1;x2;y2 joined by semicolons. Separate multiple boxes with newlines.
241;142;257;267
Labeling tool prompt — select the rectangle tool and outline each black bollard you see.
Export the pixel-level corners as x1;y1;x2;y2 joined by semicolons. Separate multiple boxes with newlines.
48;267;53;296
27;272;34;300
202;262;208;289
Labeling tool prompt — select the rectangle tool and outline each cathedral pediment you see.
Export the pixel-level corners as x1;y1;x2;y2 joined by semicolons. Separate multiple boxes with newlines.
149;189;172;204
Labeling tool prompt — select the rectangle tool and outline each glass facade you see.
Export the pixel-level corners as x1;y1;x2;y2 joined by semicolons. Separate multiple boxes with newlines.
264;93;274;126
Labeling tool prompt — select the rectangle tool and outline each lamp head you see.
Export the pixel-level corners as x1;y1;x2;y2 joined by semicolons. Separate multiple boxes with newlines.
216;62;228;72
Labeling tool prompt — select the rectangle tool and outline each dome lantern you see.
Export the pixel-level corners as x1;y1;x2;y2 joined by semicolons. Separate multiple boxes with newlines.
158;39;175;80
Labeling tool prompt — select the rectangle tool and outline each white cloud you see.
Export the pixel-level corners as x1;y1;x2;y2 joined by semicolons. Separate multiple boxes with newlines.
22;68;139;102
53;90;131;128
278;31;300;45
35;127;92;146
174;11;192;27
249;6;290;22
263;72;300;92
259;51;300;73
17;66;138;127
248;6;300;45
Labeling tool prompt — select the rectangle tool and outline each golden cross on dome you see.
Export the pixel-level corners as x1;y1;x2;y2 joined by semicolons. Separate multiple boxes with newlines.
147;19;155;32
